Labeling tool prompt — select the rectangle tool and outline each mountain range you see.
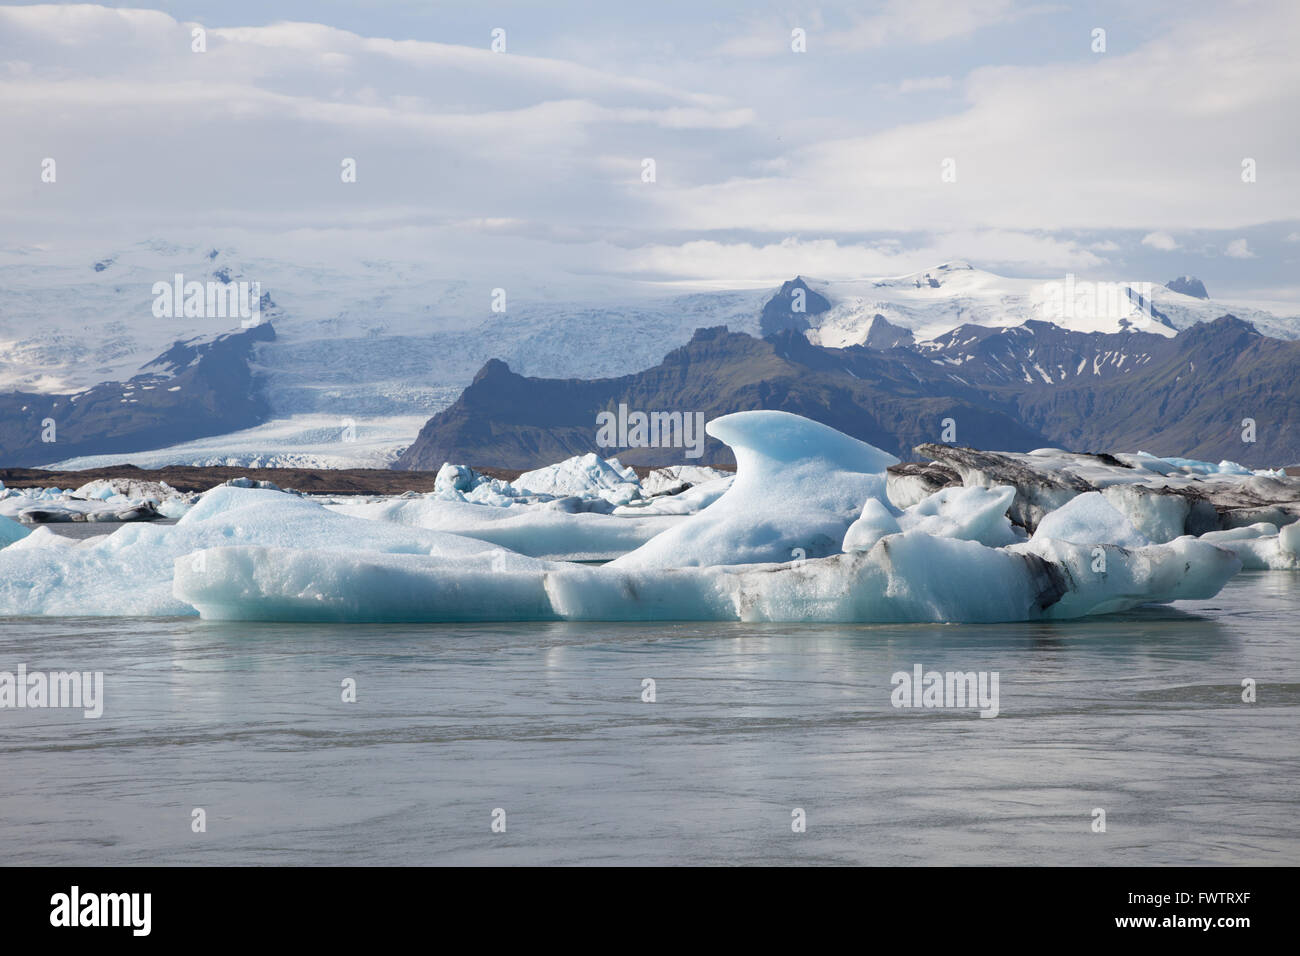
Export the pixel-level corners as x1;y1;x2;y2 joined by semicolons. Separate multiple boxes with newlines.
398;314;1299;470
2;244;1297;470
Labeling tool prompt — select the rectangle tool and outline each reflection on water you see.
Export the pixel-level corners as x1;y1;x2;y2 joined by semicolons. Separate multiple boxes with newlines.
0;572;1296;865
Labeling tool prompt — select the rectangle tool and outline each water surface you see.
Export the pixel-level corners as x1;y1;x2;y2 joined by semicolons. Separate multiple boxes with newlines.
1;572;1296;865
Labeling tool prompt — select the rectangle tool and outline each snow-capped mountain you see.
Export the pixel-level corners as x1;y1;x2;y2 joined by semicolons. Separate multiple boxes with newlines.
2;241;1297;468
914;321;1175;387
401;316;1300;470
800;262;1297;346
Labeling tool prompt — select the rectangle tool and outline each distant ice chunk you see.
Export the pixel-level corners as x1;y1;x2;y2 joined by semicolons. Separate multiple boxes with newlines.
1201;521;1300;570
613;476;733;516
434;463;485;494
640;465;731;497
513;453;642;504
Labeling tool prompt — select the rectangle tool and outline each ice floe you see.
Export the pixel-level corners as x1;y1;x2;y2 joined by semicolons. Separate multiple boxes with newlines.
909;443;1300;536
326;495;678;561
0;478;194;524
0;412;1283;623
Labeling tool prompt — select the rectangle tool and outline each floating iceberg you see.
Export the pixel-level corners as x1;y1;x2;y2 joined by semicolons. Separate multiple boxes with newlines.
910;443;1300;535
0;486;498;617
1032;492;1149;549
174;528;1240;624
170;411;1241;624
513;453;641;505
326;496;678;561
428;454;644;509
0;514;30;549
0;478;192;524
0;413;1259;623
610;410;898;569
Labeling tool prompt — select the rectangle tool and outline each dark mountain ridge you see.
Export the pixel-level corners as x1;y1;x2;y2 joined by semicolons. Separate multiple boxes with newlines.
396;314;1299;470
0;323;275;467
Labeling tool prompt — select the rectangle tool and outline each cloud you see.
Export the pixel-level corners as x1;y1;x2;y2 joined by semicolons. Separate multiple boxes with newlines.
0;1;1295;294
1225;238;1256;258
1141;232;1181;251
657;2;1300;236
895;76;955;94
716;1;1026;57
827;0;1027;52
602;230;1103;282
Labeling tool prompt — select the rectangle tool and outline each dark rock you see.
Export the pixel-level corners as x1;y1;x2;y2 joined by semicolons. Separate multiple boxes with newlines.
1166;276;1209;299
759;277;831;337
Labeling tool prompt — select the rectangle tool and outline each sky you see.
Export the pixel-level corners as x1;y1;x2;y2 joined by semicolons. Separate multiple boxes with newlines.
1;0;1297;300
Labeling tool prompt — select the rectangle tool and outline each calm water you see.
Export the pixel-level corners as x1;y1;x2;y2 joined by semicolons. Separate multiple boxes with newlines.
1;571;1297;866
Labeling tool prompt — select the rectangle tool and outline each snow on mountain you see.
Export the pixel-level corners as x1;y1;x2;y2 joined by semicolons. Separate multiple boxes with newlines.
42;414;433;471
0;240;766;467
801;261;1298;346
3;242;1297;469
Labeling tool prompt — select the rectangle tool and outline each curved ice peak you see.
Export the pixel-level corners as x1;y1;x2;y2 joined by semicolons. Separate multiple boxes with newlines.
707;410;898;474
611;410;899;569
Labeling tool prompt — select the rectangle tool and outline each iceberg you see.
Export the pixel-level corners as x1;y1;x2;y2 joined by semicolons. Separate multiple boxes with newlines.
170;412;1240;624
0;514;30;549
610;410;899;569
175;529;1241;624
897;485;1021;547
639;465;731;497
513;453;641;505
326;495;678;561
0;486;498;617
0;413;1253;624
1032;492;1150;549
1201;521;1300;570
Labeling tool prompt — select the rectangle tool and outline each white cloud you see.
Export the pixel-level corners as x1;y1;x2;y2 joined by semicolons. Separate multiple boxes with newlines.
1141;232;1181;251
659;3;1300;235
896;76;955;94
717;1;1025;57
603;230;1103;282
1225;238;1256;258
0;1;1295;293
